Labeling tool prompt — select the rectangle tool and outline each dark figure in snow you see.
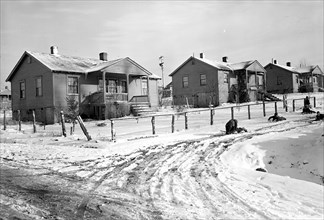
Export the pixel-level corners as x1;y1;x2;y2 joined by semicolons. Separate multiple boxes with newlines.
315;111;324;121
302;106;316;114
226;119;237;134
225;119;247;134
304;96;311;108
268;112;286;122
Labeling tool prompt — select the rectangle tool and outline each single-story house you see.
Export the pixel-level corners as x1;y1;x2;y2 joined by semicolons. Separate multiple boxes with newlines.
264;61;324;93
6;46;160;124
0;86;11;109
169;53;266;107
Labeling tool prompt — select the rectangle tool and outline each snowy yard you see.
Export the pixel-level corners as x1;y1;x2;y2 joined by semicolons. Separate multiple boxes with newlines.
0;92;323;219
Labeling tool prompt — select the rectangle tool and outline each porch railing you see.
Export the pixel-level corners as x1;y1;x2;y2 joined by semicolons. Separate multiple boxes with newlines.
106;93;128;102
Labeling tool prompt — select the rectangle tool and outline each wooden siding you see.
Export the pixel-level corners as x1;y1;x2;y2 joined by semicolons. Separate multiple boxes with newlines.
10;55;54;122
265;65;295;94
172;58;220;107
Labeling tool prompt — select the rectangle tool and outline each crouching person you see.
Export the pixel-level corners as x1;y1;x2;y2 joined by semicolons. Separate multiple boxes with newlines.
225;119;247;134
315;111;324;121
268;112;286;122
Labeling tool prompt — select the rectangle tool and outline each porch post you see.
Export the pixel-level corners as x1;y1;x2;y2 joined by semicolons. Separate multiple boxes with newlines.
147;76;150;105
126;74;130;101
102;71;106;104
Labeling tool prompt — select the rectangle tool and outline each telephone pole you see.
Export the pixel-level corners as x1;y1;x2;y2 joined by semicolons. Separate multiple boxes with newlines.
159;56;164;88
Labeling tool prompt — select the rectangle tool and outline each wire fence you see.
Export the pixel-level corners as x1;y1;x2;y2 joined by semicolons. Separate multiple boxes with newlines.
1;97;318;141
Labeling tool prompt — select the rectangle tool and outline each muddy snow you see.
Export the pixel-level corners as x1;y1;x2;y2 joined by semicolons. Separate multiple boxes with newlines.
0;93;323;219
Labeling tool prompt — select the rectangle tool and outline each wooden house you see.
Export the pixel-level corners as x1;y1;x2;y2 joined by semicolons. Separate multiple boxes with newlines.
6;46;160;124
264;61;324;94
0;86;11;109
169;54;266;107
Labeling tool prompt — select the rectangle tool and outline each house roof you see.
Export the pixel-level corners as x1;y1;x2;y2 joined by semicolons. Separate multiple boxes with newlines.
264;63;323;75
169;56;265;77
6;51;160;81
169;56;232;76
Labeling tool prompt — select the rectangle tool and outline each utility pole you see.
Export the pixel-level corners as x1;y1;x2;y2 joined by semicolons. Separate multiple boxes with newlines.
159;56;164;88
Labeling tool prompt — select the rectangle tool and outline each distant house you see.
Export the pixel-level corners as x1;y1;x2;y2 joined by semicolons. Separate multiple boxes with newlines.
0;86;11;109
169;53;266;107
264;61;324;94
6;46;160;124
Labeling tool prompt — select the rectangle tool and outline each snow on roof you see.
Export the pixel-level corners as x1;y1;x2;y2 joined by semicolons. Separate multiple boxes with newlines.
229;60;255;70
270;63;321;75
28;51;120;73
195;56;233;71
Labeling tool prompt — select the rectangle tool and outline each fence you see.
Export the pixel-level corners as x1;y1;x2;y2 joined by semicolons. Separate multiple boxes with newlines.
1;96;319;141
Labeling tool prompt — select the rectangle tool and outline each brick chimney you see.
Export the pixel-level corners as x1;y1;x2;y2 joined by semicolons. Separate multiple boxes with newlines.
50;46;58;55
286;62;291;67
99;52;108;61
222;56;228;62
273;60;277;64
199;53;204;59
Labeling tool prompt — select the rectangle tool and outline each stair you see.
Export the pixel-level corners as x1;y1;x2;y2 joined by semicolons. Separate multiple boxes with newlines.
131;102;154;116
259;91;281;101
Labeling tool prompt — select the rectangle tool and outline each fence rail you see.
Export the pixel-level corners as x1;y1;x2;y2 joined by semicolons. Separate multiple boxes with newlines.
2;96;320;142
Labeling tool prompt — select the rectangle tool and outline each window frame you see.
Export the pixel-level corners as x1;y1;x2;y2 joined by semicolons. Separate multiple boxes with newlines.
108;79;118;94
141;78;148;95
19;80;26;99
35;76;43;97
182;75;189;88
121;80;127;93
67;76;79;95
224;72;229;83
200;74;207;86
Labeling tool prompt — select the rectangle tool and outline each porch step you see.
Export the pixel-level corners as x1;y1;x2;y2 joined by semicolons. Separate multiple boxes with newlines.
131;102;155;116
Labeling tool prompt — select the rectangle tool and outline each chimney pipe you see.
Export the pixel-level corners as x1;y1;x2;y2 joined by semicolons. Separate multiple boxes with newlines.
222;56;228;62
99;52;108;61
199;53;204;59
286;62;291;67
274;60;277;64
50;46;58;55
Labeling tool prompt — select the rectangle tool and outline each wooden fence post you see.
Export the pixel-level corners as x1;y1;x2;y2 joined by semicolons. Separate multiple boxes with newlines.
274;101;278;113
151;116;155;135
32;110;36;133
60;111;66;137
313;97;316;108
248;105;251;119
18;110;21;131
210;109;214;125
262;99;266;117
110;120;115;141
292;100;295;112
76;115;91;141
231;107;234;119
171;114;175;133
3;110;6;130
184;113;188;130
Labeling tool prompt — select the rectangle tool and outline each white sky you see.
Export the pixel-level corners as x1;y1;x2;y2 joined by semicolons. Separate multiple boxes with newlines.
0;0;323;89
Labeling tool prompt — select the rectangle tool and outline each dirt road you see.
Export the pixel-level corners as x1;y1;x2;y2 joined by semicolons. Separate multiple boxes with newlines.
0;119;322;219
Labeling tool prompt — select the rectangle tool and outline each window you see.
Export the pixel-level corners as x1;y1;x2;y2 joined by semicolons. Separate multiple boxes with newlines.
98;78;108;92
258;75;263;85
108;79;118;93
224;72;228;83
121;81;127;93
296;75;299;84
68;76;78;94
182;76;188;88
35;77;42;96
313;77;317;83
20;81;25;99
200;74;206;86
142;78;148;95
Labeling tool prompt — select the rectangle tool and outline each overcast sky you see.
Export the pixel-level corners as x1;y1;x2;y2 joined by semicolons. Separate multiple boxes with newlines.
1;0;323;89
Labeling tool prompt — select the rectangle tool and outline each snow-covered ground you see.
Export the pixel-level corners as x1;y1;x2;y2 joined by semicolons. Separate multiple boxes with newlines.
0;92;323;219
